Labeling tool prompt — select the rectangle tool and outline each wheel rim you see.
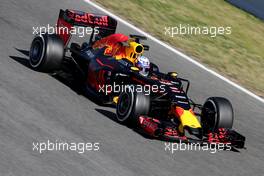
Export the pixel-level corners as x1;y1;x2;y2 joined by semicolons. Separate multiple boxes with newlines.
31;41;42;62
117;93;131;117
29;36;45;68
202;100;217;131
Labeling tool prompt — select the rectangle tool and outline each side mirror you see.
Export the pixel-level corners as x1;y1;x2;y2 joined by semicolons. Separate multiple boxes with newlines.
150;62;159;73
143;45;149;51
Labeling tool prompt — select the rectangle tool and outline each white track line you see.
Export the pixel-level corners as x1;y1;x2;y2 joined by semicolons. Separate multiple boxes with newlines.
84;0;264;104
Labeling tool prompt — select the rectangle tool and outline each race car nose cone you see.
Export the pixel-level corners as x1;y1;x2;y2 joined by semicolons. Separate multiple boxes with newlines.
184;126;203;140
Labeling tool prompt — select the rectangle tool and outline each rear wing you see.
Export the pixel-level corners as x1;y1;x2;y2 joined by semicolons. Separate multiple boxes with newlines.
56;9;117;45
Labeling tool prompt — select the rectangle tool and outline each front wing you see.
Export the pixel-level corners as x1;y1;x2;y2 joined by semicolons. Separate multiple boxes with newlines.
138;116;246;149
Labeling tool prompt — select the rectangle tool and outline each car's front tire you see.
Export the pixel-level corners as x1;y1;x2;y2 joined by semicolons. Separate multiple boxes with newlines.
116;87;150;124
29;33;64;72
201;97;234;132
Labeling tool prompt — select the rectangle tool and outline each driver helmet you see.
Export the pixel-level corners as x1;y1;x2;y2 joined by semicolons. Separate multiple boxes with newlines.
136;56;150;77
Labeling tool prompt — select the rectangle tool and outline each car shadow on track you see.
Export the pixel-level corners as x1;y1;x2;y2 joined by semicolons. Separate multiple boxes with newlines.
10;48;31;68
95;108;156;140
10;48;82;93
10;48;109;106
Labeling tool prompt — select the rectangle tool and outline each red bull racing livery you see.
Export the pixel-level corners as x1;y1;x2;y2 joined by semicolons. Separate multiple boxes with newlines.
28;9;245;150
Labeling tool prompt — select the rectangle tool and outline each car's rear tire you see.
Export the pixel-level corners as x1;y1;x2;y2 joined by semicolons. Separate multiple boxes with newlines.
116;87;150;124
201;97;233;132
29;34;64;72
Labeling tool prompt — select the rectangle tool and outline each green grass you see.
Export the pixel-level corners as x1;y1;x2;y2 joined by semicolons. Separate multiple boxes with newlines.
95;0;264;96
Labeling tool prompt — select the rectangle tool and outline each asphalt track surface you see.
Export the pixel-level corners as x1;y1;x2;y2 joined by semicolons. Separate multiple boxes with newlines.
0;0;264;175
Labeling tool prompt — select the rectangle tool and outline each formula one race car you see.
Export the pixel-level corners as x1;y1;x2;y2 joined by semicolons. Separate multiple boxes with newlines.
29;9;245;149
